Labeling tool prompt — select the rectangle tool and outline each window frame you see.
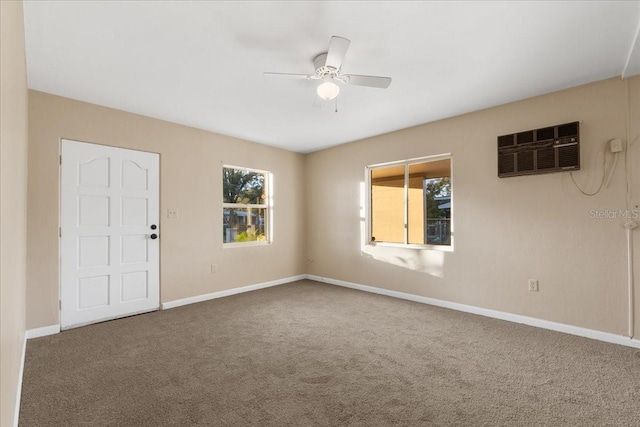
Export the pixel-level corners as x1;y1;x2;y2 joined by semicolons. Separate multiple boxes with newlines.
222;164;272;248
365;153;453;251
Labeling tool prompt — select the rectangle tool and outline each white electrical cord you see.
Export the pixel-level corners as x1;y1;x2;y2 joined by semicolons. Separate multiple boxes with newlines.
569;141;611;196
604;152;618;188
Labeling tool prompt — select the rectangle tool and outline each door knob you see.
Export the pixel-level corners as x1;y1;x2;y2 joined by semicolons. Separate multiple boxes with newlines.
150;233;158;239
150;224;157;230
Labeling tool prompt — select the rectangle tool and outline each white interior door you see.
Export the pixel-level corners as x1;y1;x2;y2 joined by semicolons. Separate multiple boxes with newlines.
60;140;160;329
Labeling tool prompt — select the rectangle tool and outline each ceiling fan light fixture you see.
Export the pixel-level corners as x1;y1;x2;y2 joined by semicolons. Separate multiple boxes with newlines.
264;36;392;106
317;81;340;100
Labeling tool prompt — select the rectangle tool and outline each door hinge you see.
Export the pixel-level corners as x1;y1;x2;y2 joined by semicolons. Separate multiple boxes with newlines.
59;155;62;165
59;300;61;310
59;227;61;237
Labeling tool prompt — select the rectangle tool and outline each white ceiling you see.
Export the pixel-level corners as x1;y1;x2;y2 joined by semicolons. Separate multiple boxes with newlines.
23;1;640;153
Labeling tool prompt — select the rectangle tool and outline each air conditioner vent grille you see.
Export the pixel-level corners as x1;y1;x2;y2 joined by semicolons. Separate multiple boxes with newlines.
558;144;579;168
537;127;555;141
498;153;515;175
497;121;580;178
518;150;534;172
517;131;534;145
558;122;578;137
498;135;514;148
537;147;556;169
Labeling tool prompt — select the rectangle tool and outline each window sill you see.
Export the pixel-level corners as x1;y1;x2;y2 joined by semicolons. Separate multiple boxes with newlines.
223;241;271;249
367;241;453;252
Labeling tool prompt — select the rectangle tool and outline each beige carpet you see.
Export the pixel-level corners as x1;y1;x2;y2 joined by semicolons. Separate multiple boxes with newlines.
19;280;640;426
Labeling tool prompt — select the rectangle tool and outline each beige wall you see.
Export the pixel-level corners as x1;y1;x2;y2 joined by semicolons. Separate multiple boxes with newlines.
27;91;306;329
1;1;29;426
21;60;640;340
306;77;640;336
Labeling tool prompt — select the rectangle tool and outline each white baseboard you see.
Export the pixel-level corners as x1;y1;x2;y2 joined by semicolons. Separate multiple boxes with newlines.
162;275;307;310
25;324;60;339
25;276;308;334
307;274;640;350
14;335;26;427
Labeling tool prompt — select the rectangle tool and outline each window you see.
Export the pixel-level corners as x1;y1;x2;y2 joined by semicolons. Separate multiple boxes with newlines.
367;155;451;247
223;166;270;246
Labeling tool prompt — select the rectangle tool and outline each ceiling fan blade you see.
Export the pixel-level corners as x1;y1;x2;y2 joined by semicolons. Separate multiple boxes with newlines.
325;36;351;69
263;72;314;79
343;74;392;89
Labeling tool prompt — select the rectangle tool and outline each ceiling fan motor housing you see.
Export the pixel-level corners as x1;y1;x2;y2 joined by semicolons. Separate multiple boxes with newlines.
314;53;338;78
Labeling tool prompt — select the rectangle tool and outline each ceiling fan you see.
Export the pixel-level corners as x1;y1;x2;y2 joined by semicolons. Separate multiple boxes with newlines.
264;36;392;106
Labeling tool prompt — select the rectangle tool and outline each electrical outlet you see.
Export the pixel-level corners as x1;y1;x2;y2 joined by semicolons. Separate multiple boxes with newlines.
167;208;178;219
528;279;539;292
210;264;217;273
610;139;623;153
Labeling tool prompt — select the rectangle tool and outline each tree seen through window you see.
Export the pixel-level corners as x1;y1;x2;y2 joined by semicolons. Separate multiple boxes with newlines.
223;167;268;244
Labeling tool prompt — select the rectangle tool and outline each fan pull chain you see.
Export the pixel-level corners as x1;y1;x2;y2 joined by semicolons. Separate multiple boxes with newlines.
335;97;338;113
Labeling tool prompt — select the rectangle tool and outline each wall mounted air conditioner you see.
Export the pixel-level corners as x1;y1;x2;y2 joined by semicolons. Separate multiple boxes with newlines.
497;121;580;178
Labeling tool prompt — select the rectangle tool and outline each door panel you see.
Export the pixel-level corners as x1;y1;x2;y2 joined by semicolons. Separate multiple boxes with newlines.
61;140;159;329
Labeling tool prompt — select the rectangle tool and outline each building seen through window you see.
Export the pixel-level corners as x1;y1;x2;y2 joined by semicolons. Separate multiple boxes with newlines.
369;156;451;247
